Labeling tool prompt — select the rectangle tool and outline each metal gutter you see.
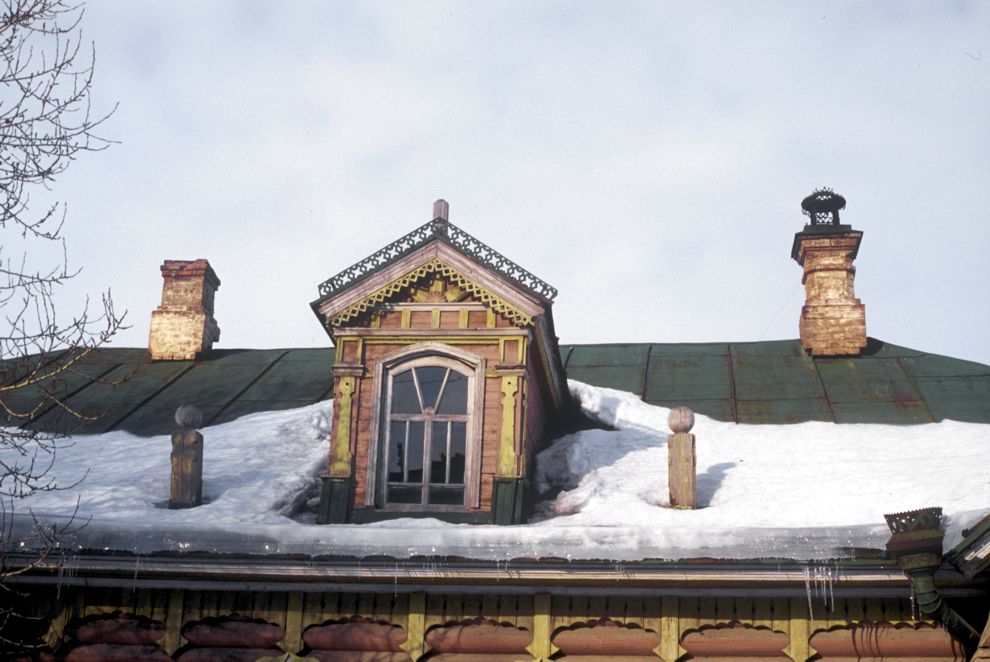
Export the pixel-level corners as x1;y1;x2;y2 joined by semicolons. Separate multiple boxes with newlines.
7;553;985;599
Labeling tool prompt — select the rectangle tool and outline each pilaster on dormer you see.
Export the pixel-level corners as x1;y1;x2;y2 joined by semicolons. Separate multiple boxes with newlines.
791;189;867;356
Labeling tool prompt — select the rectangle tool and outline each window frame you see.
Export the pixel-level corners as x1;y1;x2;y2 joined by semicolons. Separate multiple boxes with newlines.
365;343;486;510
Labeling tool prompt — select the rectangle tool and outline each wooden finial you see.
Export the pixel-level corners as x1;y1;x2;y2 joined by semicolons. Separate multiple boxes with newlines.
433;199;449;221
668;406;695;433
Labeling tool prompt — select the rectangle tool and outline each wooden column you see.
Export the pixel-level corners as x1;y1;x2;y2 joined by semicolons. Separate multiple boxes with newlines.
667;407;696;509
170;405;204;509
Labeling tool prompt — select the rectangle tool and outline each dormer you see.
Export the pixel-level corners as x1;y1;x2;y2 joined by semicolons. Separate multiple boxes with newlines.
312;200;568;524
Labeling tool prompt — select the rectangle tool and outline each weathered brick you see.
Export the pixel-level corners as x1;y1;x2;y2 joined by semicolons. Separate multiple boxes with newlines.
148;259;221;361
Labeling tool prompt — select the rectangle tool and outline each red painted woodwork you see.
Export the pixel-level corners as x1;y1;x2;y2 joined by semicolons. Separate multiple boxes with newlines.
181;617;284;648
303;619;407;652
810;622;965;658
65;643;171;661
176;648;284;661
306;653;411;662
680;622;788;657
552;619;661;656
69;613;165;646
424;621;531;654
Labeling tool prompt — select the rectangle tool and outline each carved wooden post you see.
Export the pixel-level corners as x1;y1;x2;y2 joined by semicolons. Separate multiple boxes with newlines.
170;405;203;509
667;406;696;509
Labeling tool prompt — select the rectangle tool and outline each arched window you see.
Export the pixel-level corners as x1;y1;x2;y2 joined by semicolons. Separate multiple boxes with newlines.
385;363;470;506
369;345;484;510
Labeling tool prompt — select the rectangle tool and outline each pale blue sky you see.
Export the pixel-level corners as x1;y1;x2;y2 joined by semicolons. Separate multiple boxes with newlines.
47;1;990;364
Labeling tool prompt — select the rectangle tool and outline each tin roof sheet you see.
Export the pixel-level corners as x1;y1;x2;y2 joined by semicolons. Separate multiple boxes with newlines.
7;337;990;435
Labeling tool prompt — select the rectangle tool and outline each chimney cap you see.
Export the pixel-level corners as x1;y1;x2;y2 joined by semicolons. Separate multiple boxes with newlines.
801;188;846;226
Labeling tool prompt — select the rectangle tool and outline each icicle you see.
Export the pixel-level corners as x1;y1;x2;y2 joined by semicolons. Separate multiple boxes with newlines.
910;586;919;622
803;565;814;620
827;563;835;613
132;556;140;593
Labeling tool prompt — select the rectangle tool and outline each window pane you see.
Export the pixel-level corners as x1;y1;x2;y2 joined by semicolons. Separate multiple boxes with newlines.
428;486;464;505
406;421;424;483
437;370;468;414
391;370;420;413
416;366;447;411
388;485;422;504
430;421;448;484
449;422;466;484
387;421;406;482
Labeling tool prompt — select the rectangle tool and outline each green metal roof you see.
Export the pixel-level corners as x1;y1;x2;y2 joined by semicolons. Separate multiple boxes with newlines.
561;338;990;425
7;337;990;436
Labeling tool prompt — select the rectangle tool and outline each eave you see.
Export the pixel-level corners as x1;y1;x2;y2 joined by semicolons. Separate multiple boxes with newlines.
8;553;986;600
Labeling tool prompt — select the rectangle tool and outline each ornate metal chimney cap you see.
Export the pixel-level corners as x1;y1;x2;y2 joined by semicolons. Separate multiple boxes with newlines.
801;188;846;226
884;507;943;534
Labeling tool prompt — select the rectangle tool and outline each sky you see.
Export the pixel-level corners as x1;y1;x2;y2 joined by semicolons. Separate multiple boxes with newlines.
37;1;990;365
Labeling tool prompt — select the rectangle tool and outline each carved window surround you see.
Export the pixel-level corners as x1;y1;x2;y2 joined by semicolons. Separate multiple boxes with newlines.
365;342;486;510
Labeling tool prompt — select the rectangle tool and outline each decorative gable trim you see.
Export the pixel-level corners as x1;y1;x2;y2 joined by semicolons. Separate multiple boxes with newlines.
328;258;531;328
316;218;557;304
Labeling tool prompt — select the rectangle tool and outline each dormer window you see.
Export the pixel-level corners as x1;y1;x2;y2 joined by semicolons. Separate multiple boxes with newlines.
312;201;568;524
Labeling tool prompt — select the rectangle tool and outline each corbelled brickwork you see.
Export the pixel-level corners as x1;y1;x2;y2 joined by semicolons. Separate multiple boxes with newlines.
792;230;867;356
149;259;221;361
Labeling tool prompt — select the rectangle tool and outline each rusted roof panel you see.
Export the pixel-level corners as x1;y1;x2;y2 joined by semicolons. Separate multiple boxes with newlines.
730;339;808;357
736;398;832;424
816;358;918;403
731;355;824;400
830;400;933;424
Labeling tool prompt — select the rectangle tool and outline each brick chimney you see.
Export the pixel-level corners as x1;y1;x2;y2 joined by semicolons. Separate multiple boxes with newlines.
149;260;221;361
791;189;867;356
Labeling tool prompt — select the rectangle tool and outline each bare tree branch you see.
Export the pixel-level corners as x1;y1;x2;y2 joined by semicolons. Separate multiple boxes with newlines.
0;1;122;653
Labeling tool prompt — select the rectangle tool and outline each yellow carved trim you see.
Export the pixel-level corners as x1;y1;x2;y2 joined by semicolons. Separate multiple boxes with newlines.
330;377;356;476
162;590;185;655
431;308;440;328
400;309;411;328
402;592;428;659
329;259;532;328
486;308;497;328
784;596;815;662
280;592;304;653
526;593;556;660
498;375;519;476
370;311;381;328
458;309;469;329
658;596;687;662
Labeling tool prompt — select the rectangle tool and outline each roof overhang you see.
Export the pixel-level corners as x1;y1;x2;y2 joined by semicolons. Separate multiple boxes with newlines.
8;553;986;599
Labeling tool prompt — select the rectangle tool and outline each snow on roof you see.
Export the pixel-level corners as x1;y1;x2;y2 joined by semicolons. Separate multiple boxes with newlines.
5;381;988;562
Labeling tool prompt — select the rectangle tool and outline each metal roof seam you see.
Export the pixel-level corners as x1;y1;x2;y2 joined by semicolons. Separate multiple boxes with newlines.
206;349;292;427
106;361;197;432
